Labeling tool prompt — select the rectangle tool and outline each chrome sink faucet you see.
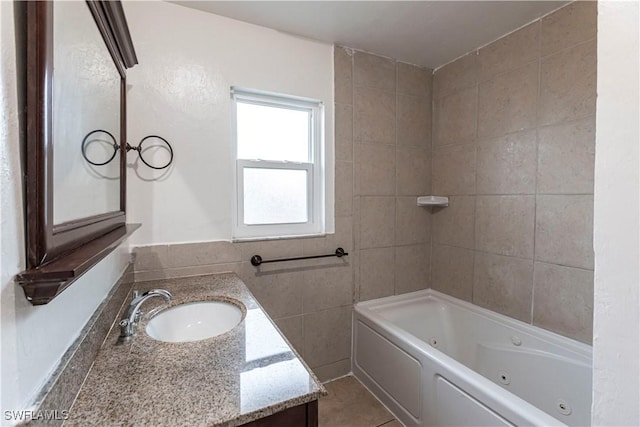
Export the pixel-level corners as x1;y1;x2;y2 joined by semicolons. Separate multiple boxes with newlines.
119;289;172;339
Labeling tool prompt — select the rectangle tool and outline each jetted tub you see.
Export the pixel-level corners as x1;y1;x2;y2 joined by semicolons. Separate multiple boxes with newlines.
352;289;592;426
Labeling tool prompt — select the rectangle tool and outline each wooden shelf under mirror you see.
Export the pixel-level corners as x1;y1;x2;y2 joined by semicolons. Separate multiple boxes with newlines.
17;224;140;305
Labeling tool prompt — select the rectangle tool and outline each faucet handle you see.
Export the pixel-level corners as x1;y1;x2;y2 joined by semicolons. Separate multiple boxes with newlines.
143;289;173;301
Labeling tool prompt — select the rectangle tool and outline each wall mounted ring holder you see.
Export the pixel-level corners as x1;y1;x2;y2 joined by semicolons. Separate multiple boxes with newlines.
81;130;174;170
81;129;119;166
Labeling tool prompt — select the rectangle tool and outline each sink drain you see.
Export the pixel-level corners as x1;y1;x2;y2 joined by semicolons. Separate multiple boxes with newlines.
429;337;439;347
556;399;572;416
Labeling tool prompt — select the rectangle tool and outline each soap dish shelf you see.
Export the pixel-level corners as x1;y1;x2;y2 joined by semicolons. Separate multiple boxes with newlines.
417;196;449;207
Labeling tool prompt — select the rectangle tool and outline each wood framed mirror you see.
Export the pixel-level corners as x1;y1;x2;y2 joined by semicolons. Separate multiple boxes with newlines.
17;0;140;305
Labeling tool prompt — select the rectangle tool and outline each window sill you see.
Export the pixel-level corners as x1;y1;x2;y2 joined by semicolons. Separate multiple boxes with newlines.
231;232;329;243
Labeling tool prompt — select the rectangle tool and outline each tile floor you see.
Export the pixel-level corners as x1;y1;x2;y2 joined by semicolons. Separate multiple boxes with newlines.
318;376;402;427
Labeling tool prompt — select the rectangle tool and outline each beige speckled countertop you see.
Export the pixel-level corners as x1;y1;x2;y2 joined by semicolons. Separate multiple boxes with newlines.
66;273;327;426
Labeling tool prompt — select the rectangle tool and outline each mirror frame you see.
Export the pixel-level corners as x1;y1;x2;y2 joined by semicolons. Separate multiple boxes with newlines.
18;0;139;304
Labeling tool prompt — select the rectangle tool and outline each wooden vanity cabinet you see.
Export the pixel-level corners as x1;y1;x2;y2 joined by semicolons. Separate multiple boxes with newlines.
240;400;318;427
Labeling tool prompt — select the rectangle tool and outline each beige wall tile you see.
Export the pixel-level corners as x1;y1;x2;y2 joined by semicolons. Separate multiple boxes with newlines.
432;196;476;249
274;315;304;355
360;197;395;249
351;250;360;302
478;62;538;138
539;39;597;127
304;306;352;368
247;271;304;319
396;197;431;246
303;266;353;313
541;1;597;56
353;197;361;250
359;247;395;301
134;263;240;282
335;104;353;162
476;130;537;195
395;244;430;294
478;22;540;82
335;161;354;217
354;87;396;144
236;261;260;287
237;239;303;262
353;51;396;91
433;87;477;146
355;143;396;196
431;244;474;302
433;52;477;99
167;241;241;268
432;143;477;195
396;146;431;196
537;116;595;194
473;252;534;322
313;359;351;383
475;195;535;258
533;262;593;343
303;216;353;256
535;195;594;269
334;46;353;105
397;62;432;97
286;255;348;271
398;94;431;148
133;245;169;272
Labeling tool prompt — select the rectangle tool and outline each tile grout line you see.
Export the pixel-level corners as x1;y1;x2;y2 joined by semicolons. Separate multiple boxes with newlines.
432;242;594;272
540;35;597;61
428;109;597;151
531;19;543;326
349;48;359;305
392;60;399;295
471;54;480;304
429;68;436;291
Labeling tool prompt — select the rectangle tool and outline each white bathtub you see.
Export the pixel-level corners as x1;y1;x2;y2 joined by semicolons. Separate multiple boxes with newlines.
352;289;592;427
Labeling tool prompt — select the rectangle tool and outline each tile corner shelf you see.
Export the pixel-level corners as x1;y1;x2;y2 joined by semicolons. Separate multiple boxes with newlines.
417;196;449;207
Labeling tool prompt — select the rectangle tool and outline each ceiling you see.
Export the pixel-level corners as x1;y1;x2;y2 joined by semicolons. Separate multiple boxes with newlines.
172;1;568;69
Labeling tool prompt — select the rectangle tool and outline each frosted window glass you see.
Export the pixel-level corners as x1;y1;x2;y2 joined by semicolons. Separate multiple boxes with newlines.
237;102;310;162
243;168;308;224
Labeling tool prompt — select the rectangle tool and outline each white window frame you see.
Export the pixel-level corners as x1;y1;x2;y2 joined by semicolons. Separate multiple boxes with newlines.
231;87;325;240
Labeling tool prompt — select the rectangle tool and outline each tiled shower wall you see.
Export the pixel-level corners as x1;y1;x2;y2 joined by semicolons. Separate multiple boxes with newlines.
334;48;434;302
133;49;433;381
430;1;596;343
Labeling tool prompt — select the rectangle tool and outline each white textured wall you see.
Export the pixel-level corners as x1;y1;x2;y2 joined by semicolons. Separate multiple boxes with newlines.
592;1;640;425
1;1;131;418
123;1;334;246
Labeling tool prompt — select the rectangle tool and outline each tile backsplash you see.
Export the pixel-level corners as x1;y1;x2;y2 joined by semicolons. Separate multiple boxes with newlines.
133;237;354;382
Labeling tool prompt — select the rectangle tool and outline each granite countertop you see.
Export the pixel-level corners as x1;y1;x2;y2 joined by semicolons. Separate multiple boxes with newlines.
66;273;327;426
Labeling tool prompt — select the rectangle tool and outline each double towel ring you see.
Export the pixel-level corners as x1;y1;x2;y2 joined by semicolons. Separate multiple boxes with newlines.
81;130;174;170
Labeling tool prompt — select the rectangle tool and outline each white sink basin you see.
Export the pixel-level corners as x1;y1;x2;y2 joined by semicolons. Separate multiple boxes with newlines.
146;300;244;343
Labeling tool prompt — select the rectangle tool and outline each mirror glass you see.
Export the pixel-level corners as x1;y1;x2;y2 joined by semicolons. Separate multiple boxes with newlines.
53;1;121;224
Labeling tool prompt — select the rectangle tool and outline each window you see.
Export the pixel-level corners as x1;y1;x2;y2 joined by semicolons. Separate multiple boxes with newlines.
231;87;324;240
